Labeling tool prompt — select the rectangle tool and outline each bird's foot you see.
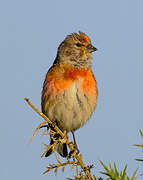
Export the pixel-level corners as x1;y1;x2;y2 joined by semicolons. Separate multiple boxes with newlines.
68;141;80;158
74;143;80;154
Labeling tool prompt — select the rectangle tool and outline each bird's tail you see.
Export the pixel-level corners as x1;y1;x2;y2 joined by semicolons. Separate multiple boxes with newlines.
45;138;68;158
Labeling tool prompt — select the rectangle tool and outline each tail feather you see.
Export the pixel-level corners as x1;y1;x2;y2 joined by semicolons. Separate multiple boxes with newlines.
57;143;68;157
45;138;54;157
45;139;68;158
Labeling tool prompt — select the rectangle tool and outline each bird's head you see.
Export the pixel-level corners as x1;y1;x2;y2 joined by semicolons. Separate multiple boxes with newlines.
54;31;98;68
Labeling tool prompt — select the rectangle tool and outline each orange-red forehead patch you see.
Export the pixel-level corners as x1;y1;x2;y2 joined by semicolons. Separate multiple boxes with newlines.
83;35;91;43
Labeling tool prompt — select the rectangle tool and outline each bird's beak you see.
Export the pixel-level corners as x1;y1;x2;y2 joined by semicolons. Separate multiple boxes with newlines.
87;44;98;52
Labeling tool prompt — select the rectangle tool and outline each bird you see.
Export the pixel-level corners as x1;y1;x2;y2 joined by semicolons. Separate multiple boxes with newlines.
41;31;98;157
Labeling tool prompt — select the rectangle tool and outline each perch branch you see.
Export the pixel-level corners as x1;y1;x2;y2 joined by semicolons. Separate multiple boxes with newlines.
24;97;93;179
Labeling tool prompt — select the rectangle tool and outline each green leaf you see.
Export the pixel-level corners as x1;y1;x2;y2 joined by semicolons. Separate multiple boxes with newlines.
131;168;138;180
99;160;137;180
122;165;127;178
135;158;143;162
139;129;143;138
134;144;143;148
99;160;109;172
114;163;119;177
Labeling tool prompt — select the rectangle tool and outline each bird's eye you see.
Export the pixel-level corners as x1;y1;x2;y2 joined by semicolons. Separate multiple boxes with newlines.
76;43;82;47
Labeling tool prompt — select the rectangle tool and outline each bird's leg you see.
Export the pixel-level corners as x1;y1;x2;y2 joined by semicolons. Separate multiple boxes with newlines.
71;130;80;154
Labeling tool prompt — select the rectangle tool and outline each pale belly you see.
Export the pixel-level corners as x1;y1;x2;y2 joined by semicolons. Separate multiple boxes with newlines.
44;79;97;132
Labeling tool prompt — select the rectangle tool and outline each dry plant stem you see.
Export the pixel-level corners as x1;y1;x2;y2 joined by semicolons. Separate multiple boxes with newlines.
24;97;63;136
24;97;92;180
43;160;79;175
48;161;78;169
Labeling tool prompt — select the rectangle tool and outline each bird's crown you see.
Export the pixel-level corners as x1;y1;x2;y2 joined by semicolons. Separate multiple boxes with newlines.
65;31;91;44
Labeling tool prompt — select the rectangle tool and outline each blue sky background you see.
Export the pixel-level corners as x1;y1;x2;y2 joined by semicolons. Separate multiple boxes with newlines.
0;0;143;179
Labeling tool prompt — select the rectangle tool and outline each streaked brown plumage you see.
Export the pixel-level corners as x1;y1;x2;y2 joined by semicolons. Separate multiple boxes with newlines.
41;31;98;157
